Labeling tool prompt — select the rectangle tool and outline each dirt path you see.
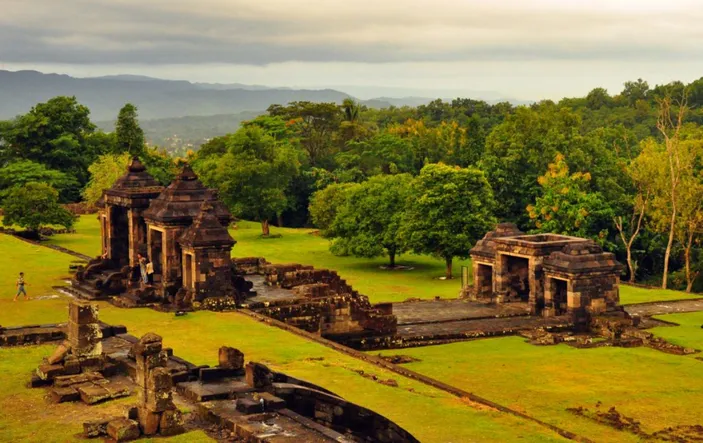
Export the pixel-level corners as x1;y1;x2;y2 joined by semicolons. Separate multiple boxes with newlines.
624;298;703;317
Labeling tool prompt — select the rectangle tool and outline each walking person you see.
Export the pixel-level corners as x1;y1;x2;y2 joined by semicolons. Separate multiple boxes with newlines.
137;253;148;285
14;272;28;301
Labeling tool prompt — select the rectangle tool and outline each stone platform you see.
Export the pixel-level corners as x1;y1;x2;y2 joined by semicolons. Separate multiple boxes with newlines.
393;299;531;325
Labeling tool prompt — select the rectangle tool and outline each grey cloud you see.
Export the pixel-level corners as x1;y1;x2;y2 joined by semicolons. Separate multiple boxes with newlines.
1;0;702;65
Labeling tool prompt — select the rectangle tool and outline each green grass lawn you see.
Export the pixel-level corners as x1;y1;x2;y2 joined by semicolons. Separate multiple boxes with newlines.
650;311;703;350
0;234;77;327
619;284;702;305
46;215;102;258
375;336;703;443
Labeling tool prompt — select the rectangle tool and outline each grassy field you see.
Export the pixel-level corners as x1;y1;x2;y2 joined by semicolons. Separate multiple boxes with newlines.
0;232;564;443
651;311;703;350
46;215;102;258
375;335;703;442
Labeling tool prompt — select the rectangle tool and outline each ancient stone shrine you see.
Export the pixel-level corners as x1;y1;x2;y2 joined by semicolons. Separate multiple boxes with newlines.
142;163;232;298
101;157;163;268
178;199;236;303
469;223;624;326
72;160;237;308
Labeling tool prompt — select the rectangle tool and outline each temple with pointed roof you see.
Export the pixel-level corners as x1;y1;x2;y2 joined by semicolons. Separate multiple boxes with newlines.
71;158;237;307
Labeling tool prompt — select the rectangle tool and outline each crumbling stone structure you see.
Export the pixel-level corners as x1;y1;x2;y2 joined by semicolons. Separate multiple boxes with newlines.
142;164;232;299
72;159;237;309
240;261;397;340
132;333;185;437
469;223;624;327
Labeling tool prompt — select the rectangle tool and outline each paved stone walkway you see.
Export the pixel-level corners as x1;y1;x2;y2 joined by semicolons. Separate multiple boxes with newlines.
397;315;570;339
624;298;703;317
393;299;530;325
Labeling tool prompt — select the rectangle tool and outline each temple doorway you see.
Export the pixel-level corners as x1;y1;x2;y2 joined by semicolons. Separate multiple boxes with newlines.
110;206;129;267
149;229;164;283
505;256;530;302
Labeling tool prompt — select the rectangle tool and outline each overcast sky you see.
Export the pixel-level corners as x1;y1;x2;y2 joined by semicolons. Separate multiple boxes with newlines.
2;0;702;99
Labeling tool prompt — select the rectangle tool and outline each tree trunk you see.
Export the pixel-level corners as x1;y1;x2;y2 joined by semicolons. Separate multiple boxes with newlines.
277;214;284;227
388;249;396;268
626;247;636;283
662;202;676;289
261;219;270;236
445;257;453;279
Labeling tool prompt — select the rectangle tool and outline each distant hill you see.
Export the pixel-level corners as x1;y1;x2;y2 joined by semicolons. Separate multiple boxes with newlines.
0;70;392;121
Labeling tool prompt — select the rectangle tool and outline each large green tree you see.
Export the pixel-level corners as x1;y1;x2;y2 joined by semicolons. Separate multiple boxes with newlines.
401;163;496;279
195;125;300;236
0;96;96;187
309;182;358;236
115;103;145;156
2;182;76;235
527;153;613;243
0;160;79;203
328;174;412;267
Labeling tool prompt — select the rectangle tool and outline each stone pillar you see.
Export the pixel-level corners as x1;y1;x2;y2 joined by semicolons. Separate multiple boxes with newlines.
162;227;184;289
68;300;102;357
127;209;147;267
132;333;183;437
493;253;508;303
542;277;555;317
528;258;544;315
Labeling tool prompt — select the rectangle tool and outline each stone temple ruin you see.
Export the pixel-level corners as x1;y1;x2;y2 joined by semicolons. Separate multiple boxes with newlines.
28;300;418;442
469;223;624;329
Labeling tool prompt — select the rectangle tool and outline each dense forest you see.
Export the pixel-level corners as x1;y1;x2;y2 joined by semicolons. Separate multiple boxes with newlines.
1;77;703;291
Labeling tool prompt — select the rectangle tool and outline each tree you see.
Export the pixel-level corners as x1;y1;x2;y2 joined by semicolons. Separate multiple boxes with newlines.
2;182;76;234
614;149;657;282
309;183;358;236
0;160;79;203
676;172;703;292
115;103;145;156
401;163;496;279
655;93;689;289
329;174;413;267
82;153;131;206
195;125;300;236
267;101;341;166
480;104;588;225
527;153;613;242
0;96;96;186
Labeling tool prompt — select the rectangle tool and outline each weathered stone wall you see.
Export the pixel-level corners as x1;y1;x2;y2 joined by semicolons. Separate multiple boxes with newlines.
243;261;397;338
192;248;235;301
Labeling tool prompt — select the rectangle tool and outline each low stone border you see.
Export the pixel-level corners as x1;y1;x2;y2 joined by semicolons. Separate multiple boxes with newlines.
238;309;591;443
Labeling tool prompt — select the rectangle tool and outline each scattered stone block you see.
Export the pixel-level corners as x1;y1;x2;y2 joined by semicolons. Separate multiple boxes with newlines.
254;392;286;411
77;383;111;405
50;386;80;403
236;397;262;414
245;362;273;389
218;346;244;370
159;409;185;436
47;340;71;364
36;363;65;380
106;418;140;442
63;356;81;375
83;419;109;438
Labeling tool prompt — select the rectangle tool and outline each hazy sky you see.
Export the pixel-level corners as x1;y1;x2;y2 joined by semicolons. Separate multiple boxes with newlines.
2;0;702;99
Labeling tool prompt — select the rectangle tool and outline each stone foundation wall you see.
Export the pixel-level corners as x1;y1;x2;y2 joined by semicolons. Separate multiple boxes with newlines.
239;260;397;338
